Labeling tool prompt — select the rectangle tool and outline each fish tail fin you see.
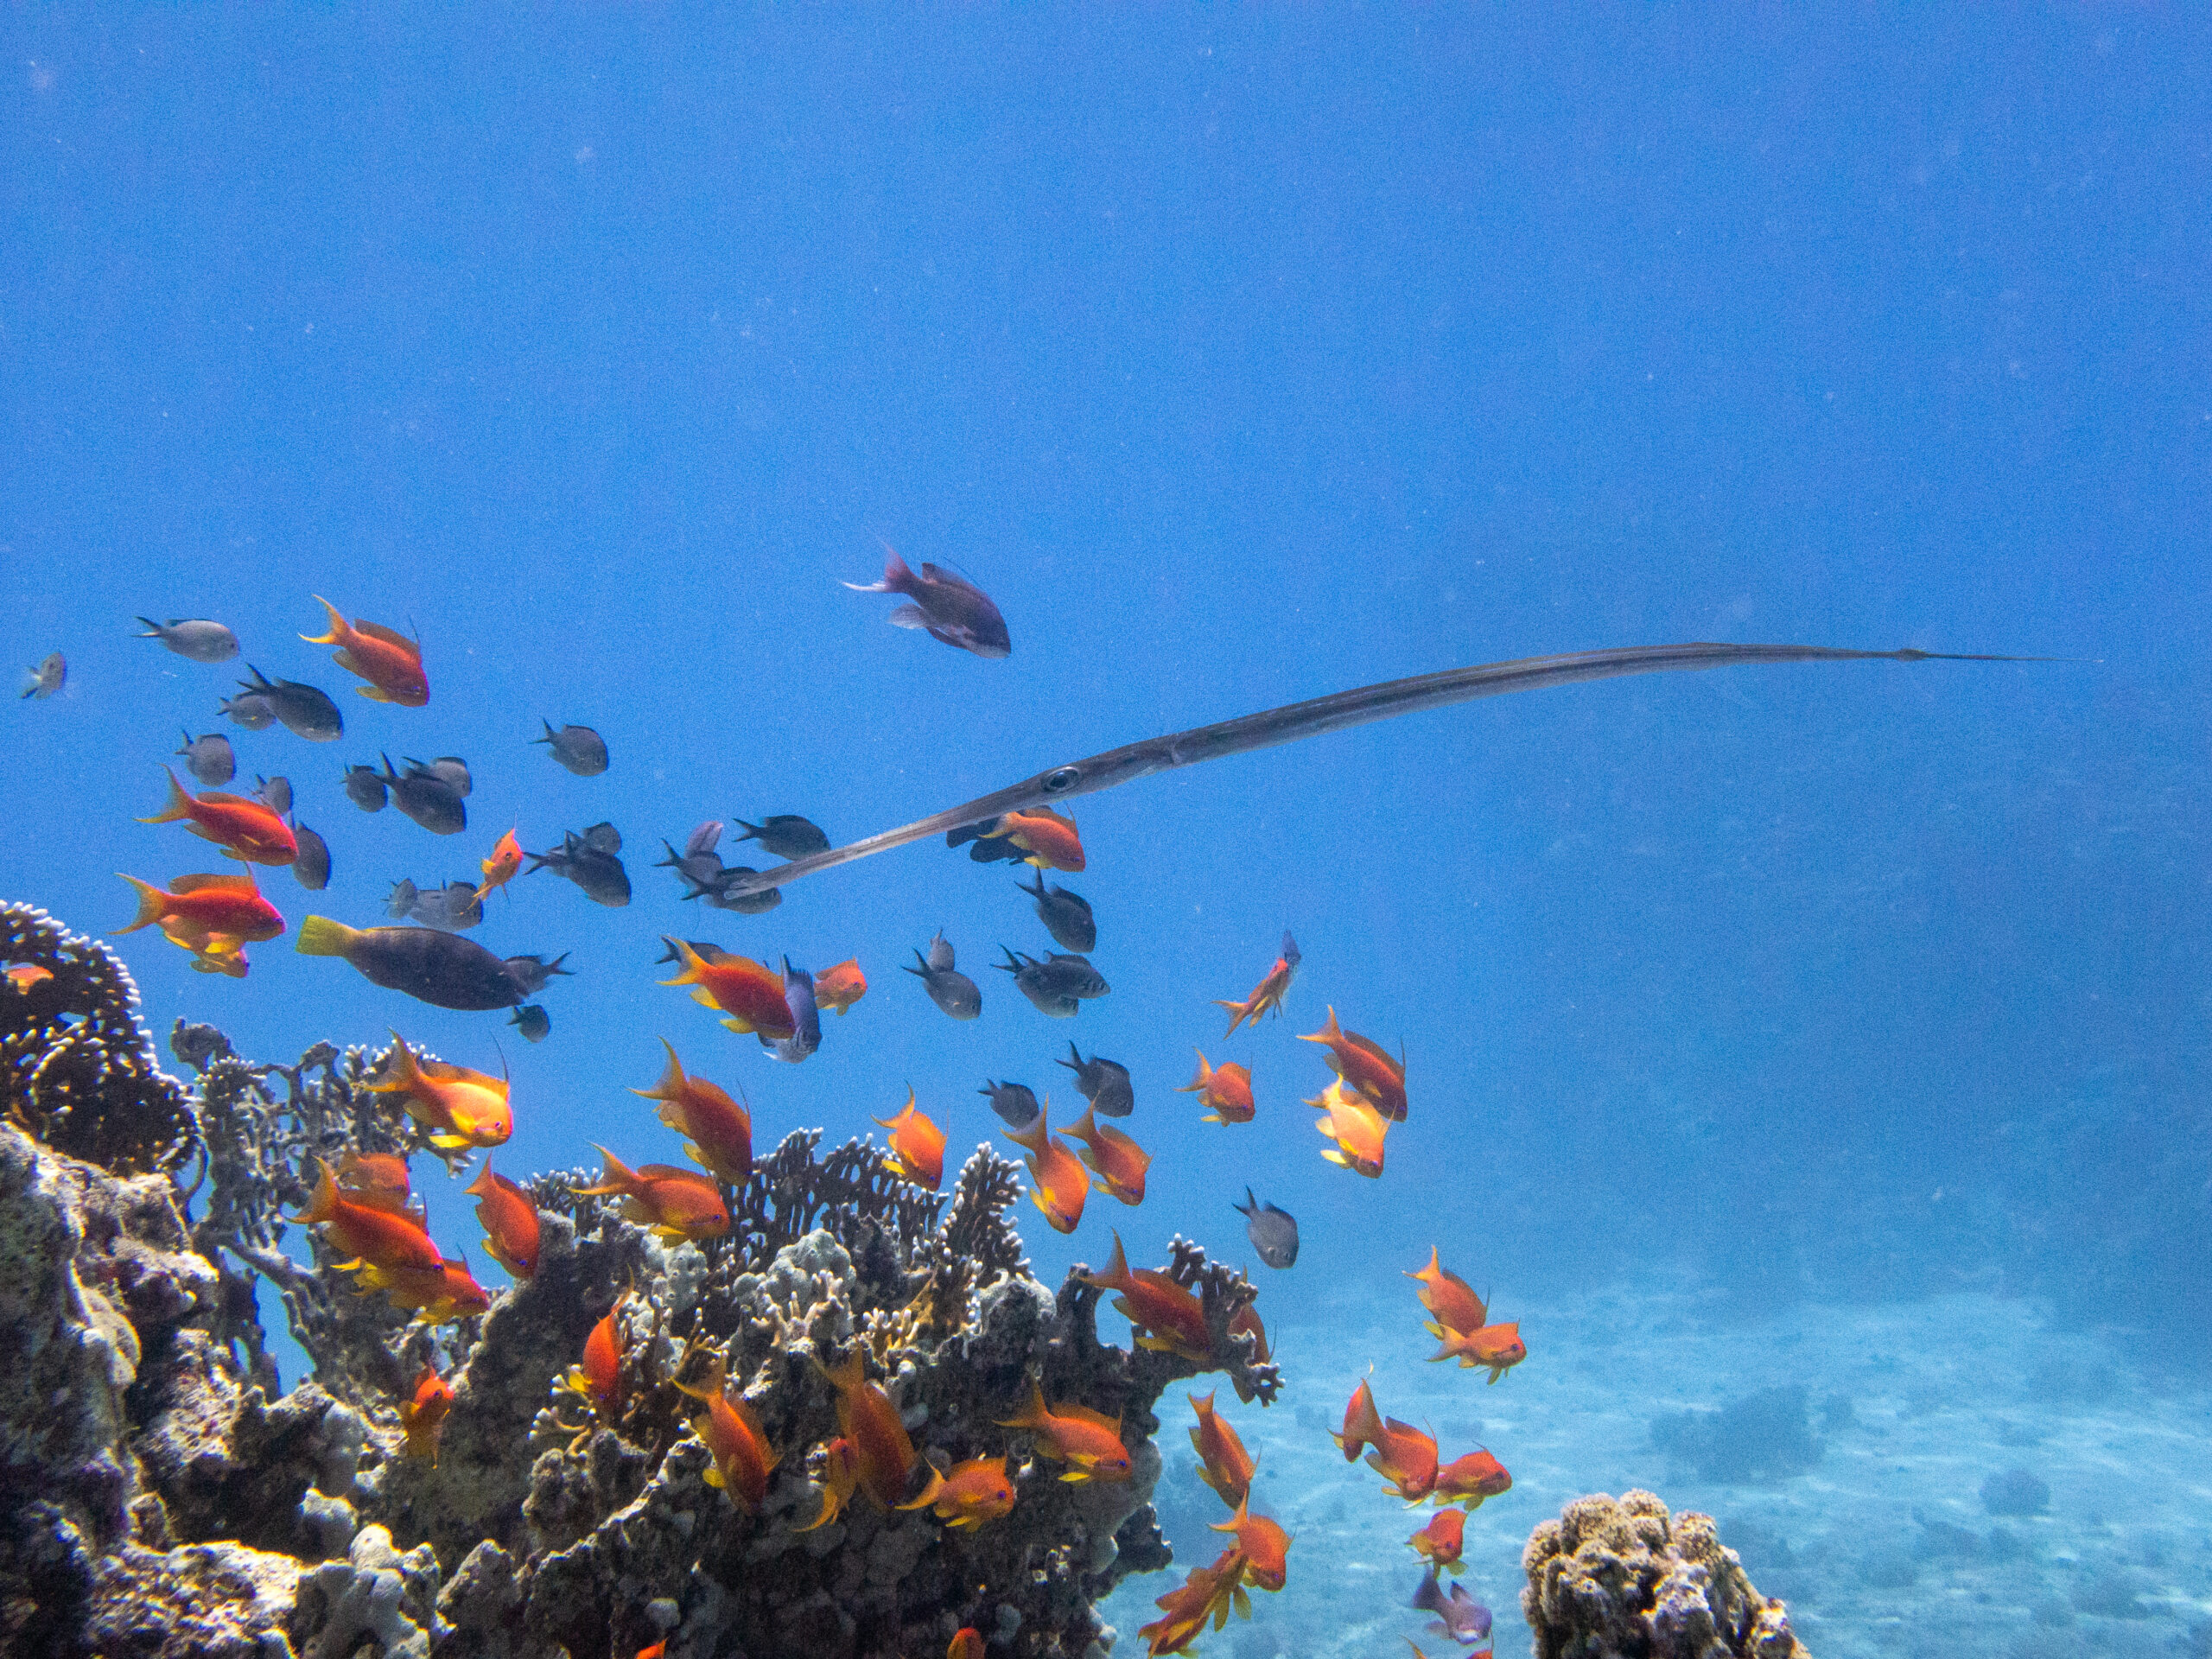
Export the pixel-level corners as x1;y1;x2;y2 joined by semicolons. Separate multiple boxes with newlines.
289;1158;340;1225
300;596;346;645
113;874;168;934
1078;1230;1131;1294
893;1464;945;1512
631;1038;685;1102
1181;1049;1214;1091
294;915;359;957
139;767;194;824
996;1376;1049;1431
573;1144;639;1198
135;617;164;638
1003;1109;1049;1154
840;543;915;594
657;937;704;987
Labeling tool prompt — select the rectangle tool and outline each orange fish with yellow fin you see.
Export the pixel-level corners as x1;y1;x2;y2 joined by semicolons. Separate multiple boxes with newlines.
1214;931;1300;1036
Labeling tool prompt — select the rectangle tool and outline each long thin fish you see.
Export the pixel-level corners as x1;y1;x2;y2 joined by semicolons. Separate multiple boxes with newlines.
722;643;2041;896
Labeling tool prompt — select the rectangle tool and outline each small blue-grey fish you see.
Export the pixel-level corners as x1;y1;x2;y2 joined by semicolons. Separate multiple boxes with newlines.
997;948;1108;1016
290;823;332;892
21;652;64;700
175;730;236;788
502;953;571;997
381;754;467;835
343;763;388;812
219;691;276;730
255;774;293;816
1017;868;1096;952
1413;1570;1491;1646
386;878;483;931
509;1004;550;1043
979;1079;1040;1131
238;666;342;741
1057;1043;1134;1117
683;865;782;914
581;821;620;855
410;755;472;798
658;822;724;885
1233;1188;1299;1269
534;720;608;776
526;830;631;906
736;815;830;861
842;545;1011;659
905;931;981;1019
137;617;238;662
768;957;821;1063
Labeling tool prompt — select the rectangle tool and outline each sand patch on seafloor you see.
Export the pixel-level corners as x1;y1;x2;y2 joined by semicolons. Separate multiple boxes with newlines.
1096;1279;2212;1657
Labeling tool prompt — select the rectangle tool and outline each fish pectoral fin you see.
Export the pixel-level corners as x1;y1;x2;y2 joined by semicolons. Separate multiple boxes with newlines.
356;685;395;702
886;603;930;630
1056;1470;1091;1484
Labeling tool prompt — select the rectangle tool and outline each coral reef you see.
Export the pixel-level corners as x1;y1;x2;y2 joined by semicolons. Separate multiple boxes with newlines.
0;905;1282;1656
1521;1489;1808;1659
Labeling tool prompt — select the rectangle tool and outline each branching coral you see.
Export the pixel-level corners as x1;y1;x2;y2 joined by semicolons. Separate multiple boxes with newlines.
0;903;195;1176
1521;1489;1809;1659
0;908;1287;1657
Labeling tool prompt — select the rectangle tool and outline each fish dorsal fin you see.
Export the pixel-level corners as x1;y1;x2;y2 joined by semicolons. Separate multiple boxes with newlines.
170;873;258;895
355;620;418;653
1052;1400;1122;1434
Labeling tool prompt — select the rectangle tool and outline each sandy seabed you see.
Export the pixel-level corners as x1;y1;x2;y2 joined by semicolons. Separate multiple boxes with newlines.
1096;1275;2212;1658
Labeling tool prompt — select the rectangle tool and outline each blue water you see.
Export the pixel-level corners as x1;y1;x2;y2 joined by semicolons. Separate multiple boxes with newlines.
4;11;2209;1656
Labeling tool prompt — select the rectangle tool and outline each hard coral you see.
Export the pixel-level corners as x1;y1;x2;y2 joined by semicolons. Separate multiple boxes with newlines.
1522;1489;1808;1659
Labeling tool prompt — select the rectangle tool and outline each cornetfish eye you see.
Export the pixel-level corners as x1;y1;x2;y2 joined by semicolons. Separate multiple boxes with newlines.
1040;766;1079;792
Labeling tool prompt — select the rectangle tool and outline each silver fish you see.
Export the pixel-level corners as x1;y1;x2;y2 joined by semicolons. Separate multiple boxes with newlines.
509;1004;550;1042
290;823;332;892
382;754;467;835
175;730;236;787
255;774;293;816
843;545;1010;659
735;815;829;860
502;952;572;996
979;1079;1040;1131
1233;1188;1299;1268
136;617;238;662
21;652;64;700
1017;868;1096;952
767;957;821;1063
1057;1043;1133;1117
238;666;342;741
534;720;608;776
905;932;980;1020
722;644;2044;899
219;691;276;730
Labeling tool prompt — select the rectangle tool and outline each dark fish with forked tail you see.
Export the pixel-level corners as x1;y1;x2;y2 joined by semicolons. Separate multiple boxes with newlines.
735;815;829;861
534;720;608;776
842;545;1010;659
176;730;235;787
290;823;332;891
238;666;343;741
1017;868;1095;952
1233;1189;1300;1268
502;953;572;997
220;691;276;730
905;931;980;1019
343;764;388;812
979;1080;1040;1132
1057;1043;1133;1117
137;617;238;662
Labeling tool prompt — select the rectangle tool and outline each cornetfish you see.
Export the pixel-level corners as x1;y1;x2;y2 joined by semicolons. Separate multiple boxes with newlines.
723;642;2040;896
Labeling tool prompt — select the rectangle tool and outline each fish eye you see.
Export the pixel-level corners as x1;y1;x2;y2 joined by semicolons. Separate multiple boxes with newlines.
1040;766;1079;792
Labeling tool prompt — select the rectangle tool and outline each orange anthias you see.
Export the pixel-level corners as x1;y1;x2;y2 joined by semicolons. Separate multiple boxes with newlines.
575;1146;730;1242
1003;1102;1090;1234
1188;1390;1257;1509
812;958;868;1015
897;1454;1017;1529
354;1255;491;1324
1432;1448;1513;1508
4;964;54;992
874;1090;946;1191
794;1437;858;1533
1179;1051;1255;1124
1332;1378;1385;1462
677;1355;779;1510
1081;1231;1211;1364
1065;1104;1149;1205
1431;1320;1527;1384
560;1292;631;1425
141;768;298;866
399;1365;454;1463
1140;1546;1250;1656
659;938;796;1040
948;1630;985;1659
1210;1494;1292;1592
1407;1247;1488;1338
1311;1079;1389;1178
336;1152;416;1214
115;874;284;959
474;829;524;903
1363;1411;1440;1503
815;1351;918;1510
302;595;428;705
1214;931;1300;1038
632;1039;753;1184
1299;1006;1408;1121
466;1160;541;1279
1408;1507;1465;1572
365;1033;512;1149
289;1158;444;1274
997;805;1084;871
997;1379;1132;1483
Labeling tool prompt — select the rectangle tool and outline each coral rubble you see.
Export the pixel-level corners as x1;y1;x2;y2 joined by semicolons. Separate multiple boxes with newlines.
1521;1489;1808;1659
0;903;1281;1656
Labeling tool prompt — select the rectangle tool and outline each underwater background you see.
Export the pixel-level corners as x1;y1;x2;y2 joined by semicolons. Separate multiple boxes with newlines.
3;10;2208;1656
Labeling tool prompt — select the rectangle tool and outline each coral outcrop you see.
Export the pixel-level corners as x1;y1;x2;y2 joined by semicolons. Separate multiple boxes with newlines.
1521;1489;1808;1659
0;903;1281;1656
